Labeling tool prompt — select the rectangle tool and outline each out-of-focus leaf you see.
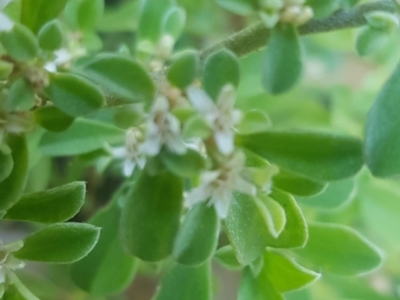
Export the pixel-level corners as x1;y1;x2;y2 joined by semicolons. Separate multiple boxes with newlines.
0;24;38;61
38;20;64;51
167;50;199;89
34;106;75;132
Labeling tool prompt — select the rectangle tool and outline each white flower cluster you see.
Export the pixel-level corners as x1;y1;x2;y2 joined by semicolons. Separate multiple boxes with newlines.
0;239;25;297
259;0;313;28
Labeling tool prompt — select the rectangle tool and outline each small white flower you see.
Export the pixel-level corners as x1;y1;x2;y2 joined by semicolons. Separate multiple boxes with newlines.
0;239;25;298
141;96;186;156
185;151;256;219
106;128;146;177
186;84;241;155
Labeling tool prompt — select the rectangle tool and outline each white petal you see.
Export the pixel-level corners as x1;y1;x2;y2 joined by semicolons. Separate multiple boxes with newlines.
141;136;161;156
165;134;186;154
0;241;23;253
167;114;181;134
153;96;169;113
0;13;13;32
232;109;242;125
186;87;217;115
217;84;236;111
233;176;257;196
44;62;57;73
123;159;135;177
201;171;220;184
109;146;127;158
53;49;72;65
214;130;234;155
185;185;212;207
211;190;232;219
136;156;146;169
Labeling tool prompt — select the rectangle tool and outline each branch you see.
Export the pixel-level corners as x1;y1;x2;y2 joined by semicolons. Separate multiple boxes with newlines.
200;0;397;59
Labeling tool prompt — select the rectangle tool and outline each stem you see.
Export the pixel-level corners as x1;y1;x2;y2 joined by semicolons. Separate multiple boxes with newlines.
200;0;397;59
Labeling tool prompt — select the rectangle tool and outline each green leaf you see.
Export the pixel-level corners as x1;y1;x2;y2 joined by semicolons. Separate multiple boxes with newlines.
266;189;308;248
71;196;137;297
77;0;104;30
0;148;13;182
167;50;199;89
120;170;183;262
262;24;302;94
4;181;85;223
263;251;319;292
162;6;186;41
7;78;35;112
365;61;400;177
45;73;105;117
223;193;271;265
257;195;286;238
39;118;125;156
21;0;67;33
216;0;256;16
83;54;155;103
273;169;328;197
138;0;174;43
237;130;363;181
173;203;219;266
213;245;242;270
0;135;28;210
0;24;39;61
238;267;283;300
15;223;100;264
297;178;356;210
34;106;75;132
306;0;340;19
0;60;14;80
38;20;64;51
162;149;206;178
153;262;212;300
355;27;389;57
203;49;240;101
237;110;271;135
295;223;382;276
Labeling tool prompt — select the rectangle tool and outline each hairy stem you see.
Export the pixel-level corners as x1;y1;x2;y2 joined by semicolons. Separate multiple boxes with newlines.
200;0;397;59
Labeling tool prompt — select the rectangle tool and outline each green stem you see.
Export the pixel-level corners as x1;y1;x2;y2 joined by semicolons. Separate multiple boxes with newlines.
200;0;397;59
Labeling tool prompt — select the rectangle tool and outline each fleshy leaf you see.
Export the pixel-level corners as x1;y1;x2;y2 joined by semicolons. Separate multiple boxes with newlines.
355;27;389;57
162;149;206;178
297;178;356;210
365;61;400;177
173;203;219;266
263;251;319;292
39;118;125;156
262;24;302;94
167;50;199;89
15;223;100;263
203;49;240;101
120;170;183;262
162;5;186;41
0;23;39;61
7;78;35;112
34;105;75;132
237;110;271;135
5;181;85;223
257;195;286;238
0;135;28;210
216;0;256;16
77;0;104;30
0;148;13;182
295;223;382;276
153;262;212;300
83;54;155;103
21;0;67;33
213;245;242;270
38;20;64;51
45;73;106;117
306;0;340;19
273;169;327;197
71;194;137;297
237;130;363;181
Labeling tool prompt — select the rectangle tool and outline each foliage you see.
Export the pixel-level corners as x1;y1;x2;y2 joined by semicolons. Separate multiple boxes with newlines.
1;0;400;299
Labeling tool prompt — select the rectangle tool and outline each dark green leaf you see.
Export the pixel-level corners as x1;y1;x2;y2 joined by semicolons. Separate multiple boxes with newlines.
237;130;363;181
0;148;13;182
120;170;183;261
71;196;136;297
173;203;219;266
15;223;100;264
84;54;155;103
0;135;28;210
38;20;64;51
0;24;39;61
203;49;240;101
45;73;105;117
5;181;85;223
39;118;125;156
34;105;75;132
153;262;212;300
262;24;302;94
21;0;67;33
295;223;382;276
213;245;242;270
167;50;199;89
0;60;14;80
365;61;400;177
273;169;328;197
